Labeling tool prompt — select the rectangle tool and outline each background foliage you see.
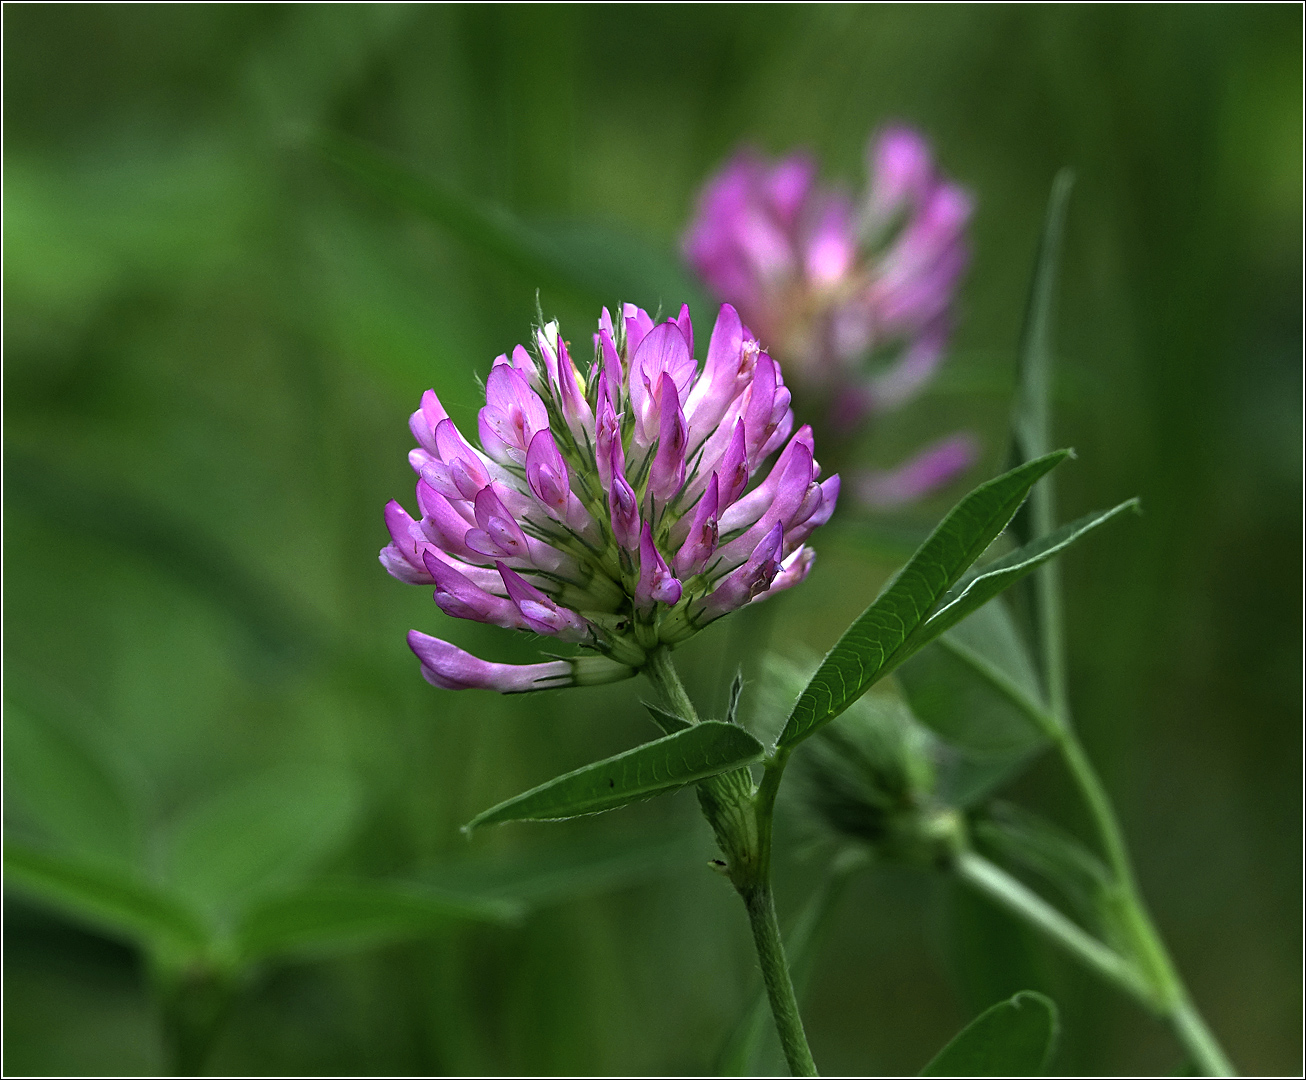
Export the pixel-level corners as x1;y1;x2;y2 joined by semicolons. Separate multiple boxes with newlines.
4;5;1300;1075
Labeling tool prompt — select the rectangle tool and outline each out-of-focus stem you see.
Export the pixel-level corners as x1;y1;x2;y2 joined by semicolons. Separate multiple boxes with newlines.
955;850;1150;1001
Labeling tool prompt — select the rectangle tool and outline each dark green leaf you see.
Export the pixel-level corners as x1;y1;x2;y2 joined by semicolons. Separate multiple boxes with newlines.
777;452;1071;750
900;599;1046;757
898;600;1048;807
725;670;745;725
920;990;1060;1076
464;722;764;831
236;882;520;962
1009;172;1075;718
4;842;209;956
5;450;322;664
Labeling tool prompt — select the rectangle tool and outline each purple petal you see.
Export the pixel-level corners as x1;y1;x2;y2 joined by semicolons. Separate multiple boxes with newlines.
622;303;656;358
855;434;977;508
647;377;688;505
608;465;642;553
697;522;784;621
526;429;571;514
409;389;450;455
635;522;682;608
803;191;857;287
629;320;695;449
468;484;531;560
672;473;719;577
407;631;574;693
422;551;525;629
496;562;591;641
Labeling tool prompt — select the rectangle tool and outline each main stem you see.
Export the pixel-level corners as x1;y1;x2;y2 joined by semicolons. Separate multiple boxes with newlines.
643;650;818;1077
740;878;819;1077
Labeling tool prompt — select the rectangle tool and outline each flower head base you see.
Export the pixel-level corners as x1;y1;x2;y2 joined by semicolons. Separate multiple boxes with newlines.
683;127;976;505
382;303;838;692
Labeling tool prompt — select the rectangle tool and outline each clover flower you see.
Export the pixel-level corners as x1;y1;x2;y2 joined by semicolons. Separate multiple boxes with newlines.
683;126;976;507
381;303;839;693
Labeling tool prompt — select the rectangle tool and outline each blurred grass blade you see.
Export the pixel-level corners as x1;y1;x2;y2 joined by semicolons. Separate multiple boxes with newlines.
236;882;521;962
317;132;703;311
918;499;1141;646
1011;172;1075;717
5;450;322;664
1012;171;1074;468
431;831;705;906
777;451;1071;750
920;990;1060;1076
4;842;208;955
4;700;137;864
163;765;359;918
464;722;764;831
898;601;1049;807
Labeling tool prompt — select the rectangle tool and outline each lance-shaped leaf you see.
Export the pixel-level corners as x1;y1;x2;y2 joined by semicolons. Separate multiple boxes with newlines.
920;990;1060;1076
236;882;521;963
777;452;1070;750
464;722;764;831
908;499;1140;650
4;842;209;956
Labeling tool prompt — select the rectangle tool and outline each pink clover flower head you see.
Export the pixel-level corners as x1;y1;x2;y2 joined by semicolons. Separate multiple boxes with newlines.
683;125;972;439
382;303;838;693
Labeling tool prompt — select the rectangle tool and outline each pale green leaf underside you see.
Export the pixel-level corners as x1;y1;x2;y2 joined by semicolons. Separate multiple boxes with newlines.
4;842;208;955
465;722;764;831
778;452;1071;749
920;990;1060;1076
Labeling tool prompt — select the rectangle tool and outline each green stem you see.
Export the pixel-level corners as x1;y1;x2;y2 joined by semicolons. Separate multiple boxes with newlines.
644;650;818;1077
936;636;1234;1074
955;850;1150;1002
1052;727;1234;1076
643;646;701;724
719;849;867;1075
740;882;819;1078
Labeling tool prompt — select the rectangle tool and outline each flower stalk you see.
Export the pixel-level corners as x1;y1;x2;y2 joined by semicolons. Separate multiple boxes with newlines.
643;651;818;1077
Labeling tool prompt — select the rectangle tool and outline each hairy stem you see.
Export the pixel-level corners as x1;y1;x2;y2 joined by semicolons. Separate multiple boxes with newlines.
645;651;818;1076
643;646;701;724
741;883;819;1077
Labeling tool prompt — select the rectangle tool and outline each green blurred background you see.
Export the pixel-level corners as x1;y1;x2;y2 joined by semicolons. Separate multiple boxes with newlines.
4;4;1300;1076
